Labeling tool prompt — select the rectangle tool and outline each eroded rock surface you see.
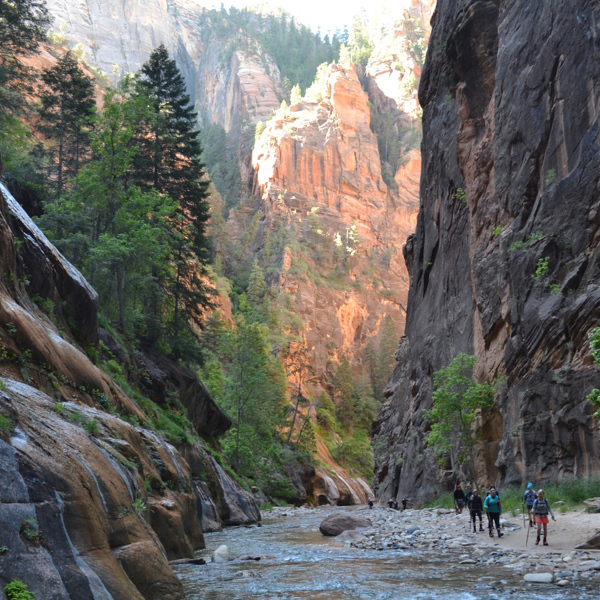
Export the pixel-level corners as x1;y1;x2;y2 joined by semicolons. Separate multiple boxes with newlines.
374;0;600;503
0;183;259;598
319;513;373;536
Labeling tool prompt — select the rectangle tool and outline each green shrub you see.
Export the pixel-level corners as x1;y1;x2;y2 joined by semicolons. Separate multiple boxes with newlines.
453;188;466;203
492;226;502;237
20;519;40;541
532;256;550;282
4;579;36;600
133;498;147;513
0;545;7;553
0;414;13;435
509;230;545;253
83;418;100;436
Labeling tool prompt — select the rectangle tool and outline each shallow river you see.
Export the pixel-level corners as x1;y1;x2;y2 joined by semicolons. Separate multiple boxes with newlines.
174;507;597;600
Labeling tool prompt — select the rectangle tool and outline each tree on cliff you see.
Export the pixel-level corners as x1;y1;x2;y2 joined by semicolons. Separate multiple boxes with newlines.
586;327;600;419
40;51;96;195
334;355;356;430
424;354;494;477
134;44;212;356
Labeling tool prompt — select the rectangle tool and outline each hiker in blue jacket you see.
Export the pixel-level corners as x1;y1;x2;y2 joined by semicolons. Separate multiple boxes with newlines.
522;482;537;528
484;488;503;538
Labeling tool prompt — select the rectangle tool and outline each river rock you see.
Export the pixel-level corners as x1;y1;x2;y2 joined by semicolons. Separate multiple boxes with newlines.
211;545;229;563
556;580;569;586
337;530;367;542
319;514;373;536
575;531;600;550
523;573;553;583
406;525;421;534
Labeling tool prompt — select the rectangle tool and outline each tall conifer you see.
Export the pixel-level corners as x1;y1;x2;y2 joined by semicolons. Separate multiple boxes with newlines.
135;44;211;357
40;51;95;195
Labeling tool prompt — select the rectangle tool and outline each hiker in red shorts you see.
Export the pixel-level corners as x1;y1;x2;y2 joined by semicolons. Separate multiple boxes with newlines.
532;489;556;546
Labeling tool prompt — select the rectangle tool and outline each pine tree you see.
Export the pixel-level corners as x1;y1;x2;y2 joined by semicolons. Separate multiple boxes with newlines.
40;51;96;195
135;44;212;356
290;84;302;105
334;355;355;429
0;0;50;118
247;259;267;306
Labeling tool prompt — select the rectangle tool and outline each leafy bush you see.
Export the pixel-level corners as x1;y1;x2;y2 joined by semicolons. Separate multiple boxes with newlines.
20;519;40;541
0;414;13;435
4;579;36;600
133;498;147;513
532;256;550;283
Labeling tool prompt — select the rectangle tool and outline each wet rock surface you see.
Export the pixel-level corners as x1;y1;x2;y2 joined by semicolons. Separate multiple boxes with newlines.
319;513;373;536
374;0;600;502
0;183;260;598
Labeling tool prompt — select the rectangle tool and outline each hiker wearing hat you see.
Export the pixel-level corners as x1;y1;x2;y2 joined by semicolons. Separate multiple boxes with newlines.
454;484;466;514
522;483;537;528
532;489;556;546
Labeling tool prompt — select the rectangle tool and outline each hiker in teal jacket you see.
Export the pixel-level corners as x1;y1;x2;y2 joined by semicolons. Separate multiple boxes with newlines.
484;488;503;538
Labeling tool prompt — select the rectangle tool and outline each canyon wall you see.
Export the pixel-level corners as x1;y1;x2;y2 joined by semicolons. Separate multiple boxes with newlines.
373;0;600;503
45;0;282;137
0;183;259;598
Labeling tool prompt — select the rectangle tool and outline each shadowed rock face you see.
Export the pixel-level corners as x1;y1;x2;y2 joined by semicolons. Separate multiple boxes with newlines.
374;0;600;503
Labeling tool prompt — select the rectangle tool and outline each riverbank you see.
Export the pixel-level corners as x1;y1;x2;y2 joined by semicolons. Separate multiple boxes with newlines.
175;505;599;599
326;505;600;586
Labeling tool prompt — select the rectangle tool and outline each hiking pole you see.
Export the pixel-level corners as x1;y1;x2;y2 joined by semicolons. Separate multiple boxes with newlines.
526;514;530;547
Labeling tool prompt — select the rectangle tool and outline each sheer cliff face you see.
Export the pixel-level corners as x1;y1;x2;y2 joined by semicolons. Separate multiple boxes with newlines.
251;64;419;377
45;0;282;134
373;0;600;503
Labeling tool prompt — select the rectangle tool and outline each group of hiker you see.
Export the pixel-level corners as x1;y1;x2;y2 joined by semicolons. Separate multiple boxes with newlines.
453;482;556;545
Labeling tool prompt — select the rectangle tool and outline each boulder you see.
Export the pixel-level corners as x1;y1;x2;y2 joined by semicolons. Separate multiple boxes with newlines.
575;530;600;550
319;513;372;536
211;545;229;563
406;525;421;534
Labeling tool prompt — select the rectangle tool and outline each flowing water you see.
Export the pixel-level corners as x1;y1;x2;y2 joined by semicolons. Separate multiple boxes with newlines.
174;507;597;600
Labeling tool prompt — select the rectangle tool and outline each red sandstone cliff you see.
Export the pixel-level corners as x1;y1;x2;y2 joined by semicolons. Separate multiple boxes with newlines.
251;63;418;379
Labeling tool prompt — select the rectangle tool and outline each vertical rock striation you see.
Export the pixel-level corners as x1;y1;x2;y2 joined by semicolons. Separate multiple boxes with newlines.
251;64;419;380
374;0;600;503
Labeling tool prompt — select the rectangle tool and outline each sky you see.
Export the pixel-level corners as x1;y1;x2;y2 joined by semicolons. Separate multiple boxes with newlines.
206;0;368;34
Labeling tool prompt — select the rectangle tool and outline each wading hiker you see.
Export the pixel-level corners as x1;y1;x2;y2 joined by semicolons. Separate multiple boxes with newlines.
532;489;556;546
368;498;374;509
522;483;537;528
468;489;484;533
454;484;466;514
484;488;503;537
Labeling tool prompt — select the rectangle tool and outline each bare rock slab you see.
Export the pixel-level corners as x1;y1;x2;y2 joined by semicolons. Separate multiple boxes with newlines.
319;513;372;536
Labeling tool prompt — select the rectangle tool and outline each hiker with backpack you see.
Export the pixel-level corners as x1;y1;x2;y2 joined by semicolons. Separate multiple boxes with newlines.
484;487;503;538
522;483;537;528
468;489;484;533
454;484;466;514
532;489;556;546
